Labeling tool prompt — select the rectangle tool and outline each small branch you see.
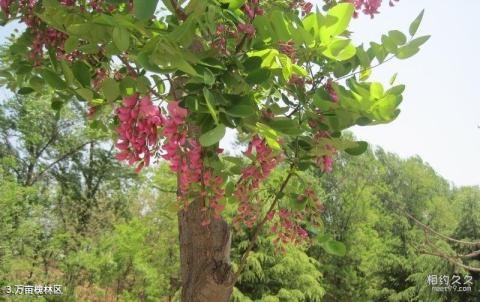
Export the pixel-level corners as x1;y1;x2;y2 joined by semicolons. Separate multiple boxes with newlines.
166;74;178;100
460;250;480;259
118;55;164;99
235;34;248;53
403;210;480;247
28;141;94;185
169;0;188;21
419;249;480;273
232;169;294;284
152;185;177;194
334;55;395;82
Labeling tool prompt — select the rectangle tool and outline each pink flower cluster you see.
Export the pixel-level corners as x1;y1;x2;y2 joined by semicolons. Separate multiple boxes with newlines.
238;23;256;38
325;80;339;103
271;209;309;250
0;0;133;63
199;170;226;226
115;94;163;172
161;101;201;194
242;0;264;19
0;0;77;63
0;0;10;16
290;0;313;16
233;135;283;228
313;130;337;173
211;23;240;55
278;40;297;62
160;101;227;221
266;186;325;250
349;0;398;18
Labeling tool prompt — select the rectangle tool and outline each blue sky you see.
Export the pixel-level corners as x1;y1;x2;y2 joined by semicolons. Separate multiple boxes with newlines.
1;1;478;187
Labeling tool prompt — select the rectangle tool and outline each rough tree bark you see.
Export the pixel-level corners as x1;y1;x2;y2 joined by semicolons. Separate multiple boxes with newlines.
178;198;234;302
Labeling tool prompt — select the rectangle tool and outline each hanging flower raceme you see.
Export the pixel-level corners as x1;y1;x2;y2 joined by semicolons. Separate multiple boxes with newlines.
200;169;226;226
278;40;297;62
160;101;226;221
233;135;283;228
267;187;324;250
161;101;197;194
325;79;339;103
270;208;309;251
313;130;337;173
115;94;163;172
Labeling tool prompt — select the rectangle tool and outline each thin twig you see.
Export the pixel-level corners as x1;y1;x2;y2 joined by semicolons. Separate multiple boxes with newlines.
403;210;480;247
117;55;164;100
334;55;395;82
29;140;94;185
168;0;187;21
419;249;480;273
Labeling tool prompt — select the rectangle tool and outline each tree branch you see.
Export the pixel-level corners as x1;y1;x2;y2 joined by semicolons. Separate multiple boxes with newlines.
232;169;295;284
419;249;480;273
28;140;94;185
403;210;480;247
169;0;187;21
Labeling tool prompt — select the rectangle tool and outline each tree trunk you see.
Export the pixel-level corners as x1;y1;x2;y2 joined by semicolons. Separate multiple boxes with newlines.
178;198;234;302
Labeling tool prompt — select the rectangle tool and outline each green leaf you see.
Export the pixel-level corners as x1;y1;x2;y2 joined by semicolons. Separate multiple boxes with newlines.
270;10;290;41
152;75;165;94
120;77;136;96
395;45;420;59
370;82;384;99
64;36;79;53
60;60;74;85
256;122;280;150
113;27;130;52
386;84;405;95
133;0;159;21
408;35;430;49
76;88;94;102
289;194;306;210
345;141;368;156
228;0;246;10
381;34;397;53
323;240;347;256
323;39;356;61
225;105;256;118
101;79;120;102
409;9;424;36
136;76;151;94
73;61;91;87
245;68;271;85
268;118;303;136
389;72;398;85
51;98;64;111
355;116;371;126
39;69;67;90
17;87;34;95
323;3;354;38
199;124;226;147
203;88;219;124
203;69;215;86
317;234;330;244
388;30;407;45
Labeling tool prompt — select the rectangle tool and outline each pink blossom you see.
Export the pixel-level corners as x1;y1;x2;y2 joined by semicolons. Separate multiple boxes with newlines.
238;23;256;38
233;135;283;229
325;80;339;103
114;94;163;172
